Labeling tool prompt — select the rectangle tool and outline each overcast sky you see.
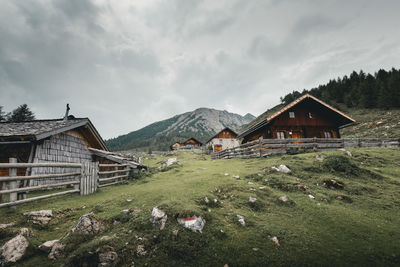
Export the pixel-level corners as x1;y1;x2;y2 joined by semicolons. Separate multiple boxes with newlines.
1;0;399;139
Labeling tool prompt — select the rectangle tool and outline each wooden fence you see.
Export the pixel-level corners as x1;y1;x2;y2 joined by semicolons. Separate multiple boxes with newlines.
211;138;400;159
0;159;132;208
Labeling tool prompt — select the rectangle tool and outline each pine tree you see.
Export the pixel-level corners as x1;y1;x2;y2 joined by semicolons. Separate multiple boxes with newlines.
0;106;5;121
7;104;35;122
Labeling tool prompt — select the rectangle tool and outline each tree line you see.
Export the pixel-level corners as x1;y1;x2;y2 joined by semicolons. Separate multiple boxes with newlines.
280;68;400;109
0;104;35;122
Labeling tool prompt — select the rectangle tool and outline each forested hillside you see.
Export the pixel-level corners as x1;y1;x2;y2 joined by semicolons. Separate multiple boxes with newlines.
242;68;400;134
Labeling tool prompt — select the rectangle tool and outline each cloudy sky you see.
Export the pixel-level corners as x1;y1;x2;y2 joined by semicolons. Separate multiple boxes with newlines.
1;0;399;139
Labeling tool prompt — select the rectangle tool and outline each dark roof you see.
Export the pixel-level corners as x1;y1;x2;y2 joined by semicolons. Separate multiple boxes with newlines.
0;118;108;150
206;127;238;144
237;94;356;139
183;137;203;146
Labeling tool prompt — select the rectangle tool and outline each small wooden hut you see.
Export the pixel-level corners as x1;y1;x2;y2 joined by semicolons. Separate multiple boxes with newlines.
238;94;355;143
206;128;239;151
0;117;144;186
181;138;203;149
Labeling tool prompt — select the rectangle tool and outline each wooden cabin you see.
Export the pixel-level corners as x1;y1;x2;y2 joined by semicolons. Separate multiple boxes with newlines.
238;94;355;143
206;127;239;152
181;138;202;149
0;118;144;186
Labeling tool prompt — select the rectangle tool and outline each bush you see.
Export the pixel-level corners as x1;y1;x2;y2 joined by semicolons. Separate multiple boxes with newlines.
323;155;359;175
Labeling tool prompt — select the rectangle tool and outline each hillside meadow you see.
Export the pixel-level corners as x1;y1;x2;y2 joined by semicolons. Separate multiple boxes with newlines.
0;148;399;266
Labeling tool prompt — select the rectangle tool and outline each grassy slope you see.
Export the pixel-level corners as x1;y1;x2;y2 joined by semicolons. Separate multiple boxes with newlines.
1;148;400;266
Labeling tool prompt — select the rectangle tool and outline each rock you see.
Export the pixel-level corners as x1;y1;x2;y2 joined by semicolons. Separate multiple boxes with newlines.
296;184;308;191
252;247;259;251
224;173;229;176
259;186;266;189
204;196;210;204
39;240;59;252
257;173;263;177
315;155;324;161
0;222;15;231
0;234;29;265
269;236;280;246
165;158;178;167
248;182;254;185
323;179;344;189
126;199;132;202
23;210;53;225
172;229;179;238
278;195;289;202
48;241;65;260
17;228;34;237
71;212;105;235
249;197;257;203
308;194;315;199
100;236;113;242
346;151;352;157
237;215;245;226
271;165;291;173
150;207;167;230
121;209;129;215
233;175;240;179
136;245;147;256
98;246;119;267
177;216;206;233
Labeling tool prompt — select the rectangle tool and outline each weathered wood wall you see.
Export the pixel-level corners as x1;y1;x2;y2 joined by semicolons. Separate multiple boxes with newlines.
30;132;92;186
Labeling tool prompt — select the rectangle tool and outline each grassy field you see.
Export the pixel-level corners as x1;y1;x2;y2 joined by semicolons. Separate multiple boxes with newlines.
1;148;400;266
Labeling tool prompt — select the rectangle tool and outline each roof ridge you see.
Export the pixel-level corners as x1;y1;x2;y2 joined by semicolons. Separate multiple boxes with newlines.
0;117;88;124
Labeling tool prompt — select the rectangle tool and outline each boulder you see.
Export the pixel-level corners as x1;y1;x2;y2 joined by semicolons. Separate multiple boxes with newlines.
71;212;105;235
136;245;147;256
23;210;53;225
48;241;65;260
165;158;178;167
308;194;315;199
237;215;245;226
0;222;15;231
97;246;119;267
271;165;291;174
0;234;29;265
177;216;206;233
38;240;59;252
150;207;167;230
17;228;34;237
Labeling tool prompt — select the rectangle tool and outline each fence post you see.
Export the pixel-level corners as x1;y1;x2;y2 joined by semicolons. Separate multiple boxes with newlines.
94;162;99;193
259;137;263;158
80;162;86;196
9;158;17;209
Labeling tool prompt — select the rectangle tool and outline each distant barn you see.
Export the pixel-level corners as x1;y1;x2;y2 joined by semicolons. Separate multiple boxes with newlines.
170;138;202;150
206;127;239;152
238;94;355;143
0;117;144;186
181;138;202;149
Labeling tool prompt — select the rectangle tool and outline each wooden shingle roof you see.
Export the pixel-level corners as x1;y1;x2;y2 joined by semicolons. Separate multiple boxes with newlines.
0;118;107;150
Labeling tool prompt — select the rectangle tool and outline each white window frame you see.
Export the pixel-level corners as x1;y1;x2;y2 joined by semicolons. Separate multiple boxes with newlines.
277;131;285;139
308;112;312;118
289;111;295;118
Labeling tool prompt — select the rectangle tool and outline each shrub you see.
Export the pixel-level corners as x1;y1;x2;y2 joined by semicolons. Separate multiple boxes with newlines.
323;155;359;175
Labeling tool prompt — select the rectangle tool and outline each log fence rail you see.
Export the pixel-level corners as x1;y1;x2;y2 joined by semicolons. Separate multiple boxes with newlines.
211;138;400;159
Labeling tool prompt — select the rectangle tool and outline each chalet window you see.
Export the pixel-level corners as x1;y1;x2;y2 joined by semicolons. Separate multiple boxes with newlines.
289;112;295;118
324;131;332;138
277;131;285;139
308;112;312;118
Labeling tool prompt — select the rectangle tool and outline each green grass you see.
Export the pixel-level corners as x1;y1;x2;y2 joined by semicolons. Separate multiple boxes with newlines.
1;148;399;266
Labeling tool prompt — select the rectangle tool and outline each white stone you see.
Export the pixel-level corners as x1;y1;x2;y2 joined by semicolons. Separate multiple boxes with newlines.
308;194;315;199
177;216;206;233
165;158;178;167
270;236;280;246
71;212;104;235
39;240;59;251
23;210;53;225
237;215;245;226
278;195;289;202
271;165;291;173
0;222;15;231
0;234;29;265
150;207;167;230
249;197;257;203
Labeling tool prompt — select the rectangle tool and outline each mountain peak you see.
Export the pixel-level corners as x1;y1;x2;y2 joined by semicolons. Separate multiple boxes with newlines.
106;107;254;151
